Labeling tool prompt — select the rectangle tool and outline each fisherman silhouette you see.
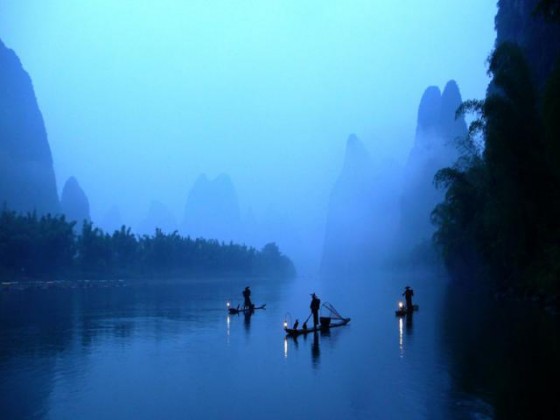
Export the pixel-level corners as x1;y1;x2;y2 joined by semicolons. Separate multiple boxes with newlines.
293;319;299;330
242;286;252;310
402;286;414;311
310;293;321;328
302;321;308;331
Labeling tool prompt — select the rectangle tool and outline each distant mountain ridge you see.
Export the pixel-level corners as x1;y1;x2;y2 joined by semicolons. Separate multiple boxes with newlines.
320;134;378;274
182;173;242;242
60;176;90;226
137;200;177;235
399;80;467;251
320;132;405;275
0;39;59;214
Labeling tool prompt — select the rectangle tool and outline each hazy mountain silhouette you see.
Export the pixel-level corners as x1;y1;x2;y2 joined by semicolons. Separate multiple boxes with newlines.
0;39;59;214
399;80;467;252
320;134;379;275
99;205;123;234
182;173;241;242
60;176;90;226
240;206;262;246
136;200;178;235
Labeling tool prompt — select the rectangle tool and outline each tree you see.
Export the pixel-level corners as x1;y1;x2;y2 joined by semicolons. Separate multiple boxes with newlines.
433;42;560;294
77;221;112;276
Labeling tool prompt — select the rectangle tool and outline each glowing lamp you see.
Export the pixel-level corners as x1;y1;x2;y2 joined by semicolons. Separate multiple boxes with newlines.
398;301;404;309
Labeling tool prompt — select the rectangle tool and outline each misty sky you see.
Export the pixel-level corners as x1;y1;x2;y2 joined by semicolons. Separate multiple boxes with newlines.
0;0;496;234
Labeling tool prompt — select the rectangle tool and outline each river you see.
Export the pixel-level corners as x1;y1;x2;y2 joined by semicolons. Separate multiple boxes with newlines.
1;268;558;419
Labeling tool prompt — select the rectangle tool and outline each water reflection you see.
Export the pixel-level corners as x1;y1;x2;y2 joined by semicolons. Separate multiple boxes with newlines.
243;312;252;333
398;313;414;357
226;315;231;339
1;276;302;419
311;332;320;367
11;272;556;418
441;281;560;418
398;317;404;356
406;311;414;333
284;330;339;368
0;289;79;419
225;309;253;336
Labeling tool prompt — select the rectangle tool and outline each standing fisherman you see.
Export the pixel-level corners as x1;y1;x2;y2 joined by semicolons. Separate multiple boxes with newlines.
310;293;321;328
402;286;414;311
243;286;253;310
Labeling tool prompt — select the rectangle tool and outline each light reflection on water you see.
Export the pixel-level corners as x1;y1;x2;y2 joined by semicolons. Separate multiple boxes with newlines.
1;271;558;419
399;317;404;357
0;272;448;419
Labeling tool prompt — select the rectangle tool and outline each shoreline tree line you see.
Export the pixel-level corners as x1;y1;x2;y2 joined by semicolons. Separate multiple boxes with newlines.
432;4;560;298
0;209;295;281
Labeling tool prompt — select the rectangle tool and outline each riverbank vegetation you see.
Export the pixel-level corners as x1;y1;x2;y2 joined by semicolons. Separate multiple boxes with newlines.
0;210;295;281
432;40;560;300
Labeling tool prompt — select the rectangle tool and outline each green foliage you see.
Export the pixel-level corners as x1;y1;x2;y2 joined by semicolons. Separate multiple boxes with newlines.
433;43;560;294
0;211;295;281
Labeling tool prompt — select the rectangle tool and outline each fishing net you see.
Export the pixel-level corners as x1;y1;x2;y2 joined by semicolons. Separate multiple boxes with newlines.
321;302;345;320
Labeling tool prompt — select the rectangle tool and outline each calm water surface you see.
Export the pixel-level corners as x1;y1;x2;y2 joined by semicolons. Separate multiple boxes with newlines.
1;269;558;419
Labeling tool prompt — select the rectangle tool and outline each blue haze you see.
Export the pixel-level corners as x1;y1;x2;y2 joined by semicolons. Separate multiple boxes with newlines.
0;1;496;270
